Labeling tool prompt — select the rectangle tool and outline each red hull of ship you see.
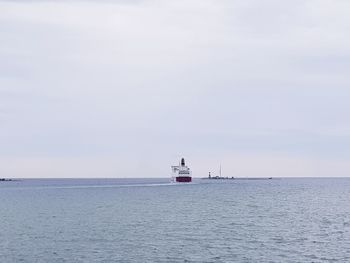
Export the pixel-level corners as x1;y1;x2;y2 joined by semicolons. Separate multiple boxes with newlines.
176;177;192;183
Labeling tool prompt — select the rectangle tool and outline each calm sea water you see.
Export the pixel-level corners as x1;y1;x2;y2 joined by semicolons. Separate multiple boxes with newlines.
1;178;350;262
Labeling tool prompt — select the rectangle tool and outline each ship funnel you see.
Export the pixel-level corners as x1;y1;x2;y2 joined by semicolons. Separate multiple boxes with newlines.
181;158;185;166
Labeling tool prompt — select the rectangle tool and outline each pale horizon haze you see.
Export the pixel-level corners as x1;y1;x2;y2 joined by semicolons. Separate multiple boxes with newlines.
1;0;350;178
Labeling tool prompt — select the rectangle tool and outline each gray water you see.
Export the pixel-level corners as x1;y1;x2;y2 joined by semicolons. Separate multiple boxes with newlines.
1;178;350;262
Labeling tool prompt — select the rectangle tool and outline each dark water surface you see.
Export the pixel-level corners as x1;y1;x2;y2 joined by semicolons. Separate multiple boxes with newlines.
1;178;350;262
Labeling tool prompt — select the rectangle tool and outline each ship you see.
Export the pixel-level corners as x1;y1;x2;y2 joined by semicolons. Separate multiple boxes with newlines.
171;158;192;183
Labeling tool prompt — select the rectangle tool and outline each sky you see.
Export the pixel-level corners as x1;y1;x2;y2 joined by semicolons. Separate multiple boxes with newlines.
1;0;350;178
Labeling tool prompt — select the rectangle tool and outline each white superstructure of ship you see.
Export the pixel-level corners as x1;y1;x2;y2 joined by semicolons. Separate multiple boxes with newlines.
171;158;192;183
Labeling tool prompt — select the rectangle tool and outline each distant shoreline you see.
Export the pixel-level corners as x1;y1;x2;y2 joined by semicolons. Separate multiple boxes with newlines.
0;178;15;182
202;177;273;180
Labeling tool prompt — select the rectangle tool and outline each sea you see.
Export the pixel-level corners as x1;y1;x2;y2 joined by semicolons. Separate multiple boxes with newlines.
1;178;350;262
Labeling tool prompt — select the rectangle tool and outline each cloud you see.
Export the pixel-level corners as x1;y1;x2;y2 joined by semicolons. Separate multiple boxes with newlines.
0;0;350;177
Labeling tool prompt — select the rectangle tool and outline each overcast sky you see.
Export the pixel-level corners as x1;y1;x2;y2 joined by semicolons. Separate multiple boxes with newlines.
1;0;350;178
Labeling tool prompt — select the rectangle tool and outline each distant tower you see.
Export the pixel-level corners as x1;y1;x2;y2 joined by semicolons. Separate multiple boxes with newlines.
181;158;185;166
